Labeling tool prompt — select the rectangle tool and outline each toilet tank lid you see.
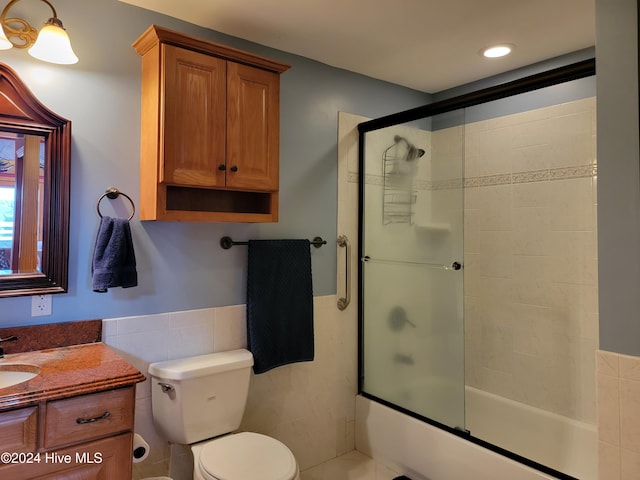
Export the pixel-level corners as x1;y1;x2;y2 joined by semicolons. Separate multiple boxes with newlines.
148;349;254;380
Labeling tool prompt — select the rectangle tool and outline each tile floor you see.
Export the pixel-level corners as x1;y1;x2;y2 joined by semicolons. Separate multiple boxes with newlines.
301;450;401;480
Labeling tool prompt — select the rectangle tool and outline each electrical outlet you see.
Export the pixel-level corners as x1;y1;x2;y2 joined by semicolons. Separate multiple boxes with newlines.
31;294;52;316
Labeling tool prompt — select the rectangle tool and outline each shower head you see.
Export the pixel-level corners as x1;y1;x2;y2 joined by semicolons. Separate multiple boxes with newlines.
388;306;416;331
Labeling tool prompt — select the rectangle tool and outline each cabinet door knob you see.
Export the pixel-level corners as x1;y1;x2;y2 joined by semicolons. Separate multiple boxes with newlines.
230;165;238;172
218;164;226;171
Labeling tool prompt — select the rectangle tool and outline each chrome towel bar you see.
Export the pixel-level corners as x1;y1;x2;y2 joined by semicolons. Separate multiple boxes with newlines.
219;236;327;249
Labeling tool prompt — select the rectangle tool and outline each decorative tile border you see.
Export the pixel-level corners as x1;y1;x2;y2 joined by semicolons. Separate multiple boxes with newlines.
349;163;597;190
512;169;549;184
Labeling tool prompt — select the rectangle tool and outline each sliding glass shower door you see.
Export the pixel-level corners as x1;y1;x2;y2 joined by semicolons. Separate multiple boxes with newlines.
359;111;465;429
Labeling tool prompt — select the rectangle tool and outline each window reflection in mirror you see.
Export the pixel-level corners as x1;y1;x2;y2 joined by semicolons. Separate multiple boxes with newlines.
0;133;44;275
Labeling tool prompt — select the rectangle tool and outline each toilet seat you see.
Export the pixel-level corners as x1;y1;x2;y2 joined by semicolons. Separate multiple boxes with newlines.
197;432;297;480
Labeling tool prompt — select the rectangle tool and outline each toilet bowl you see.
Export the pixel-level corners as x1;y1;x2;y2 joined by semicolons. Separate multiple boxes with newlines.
192;432;300;480
148;350;300;480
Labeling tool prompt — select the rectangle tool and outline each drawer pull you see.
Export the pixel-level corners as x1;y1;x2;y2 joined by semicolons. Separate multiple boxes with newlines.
76;411;110;424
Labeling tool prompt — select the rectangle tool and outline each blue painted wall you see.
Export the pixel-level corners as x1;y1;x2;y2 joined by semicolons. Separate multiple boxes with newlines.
0;0;430;325
596;0;640;356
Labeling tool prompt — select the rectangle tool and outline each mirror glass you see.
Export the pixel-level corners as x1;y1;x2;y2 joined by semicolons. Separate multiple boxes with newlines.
0;133;45;275
0;62;70;297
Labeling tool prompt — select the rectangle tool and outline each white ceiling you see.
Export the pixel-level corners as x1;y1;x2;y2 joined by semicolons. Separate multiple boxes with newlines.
120;0;595;93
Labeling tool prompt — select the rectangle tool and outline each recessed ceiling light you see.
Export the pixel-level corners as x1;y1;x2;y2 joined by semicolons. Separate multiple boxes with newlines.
482;44;515;58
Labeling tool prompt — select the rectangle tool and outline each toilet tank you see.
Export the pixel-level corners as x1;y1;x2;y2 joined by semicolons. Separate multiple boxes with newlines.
148;349;254;444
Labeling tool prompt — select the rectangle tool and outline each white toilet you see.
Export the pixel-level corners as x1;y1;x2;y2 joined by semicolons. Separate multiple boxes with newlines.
148;349;300;480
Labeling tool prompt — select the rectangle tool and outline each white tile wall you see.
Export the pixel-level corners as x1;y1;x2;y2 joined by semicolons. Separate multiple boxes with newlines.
598;350;640;480
463;97;599;424
103;295;356;480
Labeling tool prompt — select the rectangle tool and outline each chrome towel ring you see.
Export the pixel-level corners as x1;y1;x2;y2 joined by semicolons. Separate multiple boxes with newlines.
96;187;135;221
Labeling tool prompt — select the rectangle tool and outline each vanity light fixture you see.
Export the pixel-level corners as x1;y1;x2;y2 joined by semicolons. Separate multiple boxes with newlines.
0;0;78;64
482;44;515;58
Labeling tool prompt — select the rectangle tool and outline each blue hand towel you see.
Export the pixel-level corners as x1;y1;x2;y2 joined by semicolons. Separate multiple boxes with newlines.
246;239;314;374
92;216;137;292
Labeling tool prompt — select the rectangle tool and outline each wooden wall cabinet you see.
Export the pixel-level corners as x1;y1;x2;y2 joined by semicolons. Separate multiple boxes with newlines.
133;25;290;222
0;386;135;479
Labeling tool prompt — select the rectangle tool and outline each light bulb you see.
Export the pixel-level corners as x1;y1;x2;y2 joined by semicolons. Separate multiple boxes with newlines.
0;26;12;50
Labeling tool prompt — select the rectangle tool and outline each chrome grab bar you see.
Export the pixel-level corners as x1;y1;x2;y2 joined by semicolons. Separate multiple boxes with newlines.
337;235;351;310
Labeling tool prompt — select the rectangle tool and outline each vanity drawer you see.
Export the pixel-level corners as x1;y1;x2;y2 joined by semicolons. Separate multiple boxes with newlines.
0;406;38;455
43;386;134;449
0;432;133;480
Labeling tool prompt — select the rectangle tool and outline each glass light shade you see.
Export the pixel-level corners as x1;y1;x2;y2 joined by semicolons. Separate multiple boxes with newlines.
0;27;12;50
28;21;78;64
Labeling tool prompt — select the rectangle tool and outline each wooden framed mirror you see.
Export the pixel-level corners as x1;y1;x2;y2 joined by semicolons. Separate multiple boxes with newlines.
0;62;70;297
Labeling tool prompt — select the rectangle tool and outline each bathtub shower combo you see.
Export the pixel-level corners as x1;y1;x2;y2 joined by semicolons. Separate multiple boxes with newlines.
355;60;597;480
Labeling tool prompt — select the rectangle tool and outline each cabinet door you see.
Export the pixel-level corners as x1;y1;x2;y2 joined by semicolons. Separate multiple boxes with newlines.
226;62;280;191
0;406;37;454
0;432;132;480
162;45;227;188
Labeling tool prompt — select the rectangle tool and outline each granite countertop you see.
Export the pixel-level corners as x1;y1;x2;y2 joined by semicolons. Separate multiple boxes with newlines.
0;342;145;411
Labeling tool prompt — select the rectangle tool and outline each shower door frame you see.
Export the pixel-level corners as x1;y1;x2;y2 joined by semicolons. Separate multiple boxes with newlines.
356;57;595;480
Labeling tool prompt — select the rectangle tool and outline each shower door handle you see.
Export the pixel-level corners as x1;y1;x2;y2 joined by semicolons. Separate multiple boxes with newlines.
337;235;351;311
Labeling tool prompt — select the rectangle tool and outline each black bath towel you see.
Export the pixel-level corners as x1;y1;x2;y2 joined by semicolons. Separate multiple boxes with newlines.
246;239;314;374
91;216;137;292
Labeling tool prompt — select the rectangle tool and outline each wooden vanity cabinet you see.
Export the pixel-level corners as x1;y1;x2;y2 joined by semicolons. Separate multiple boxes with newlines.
0;386;135;480
134;25;290;223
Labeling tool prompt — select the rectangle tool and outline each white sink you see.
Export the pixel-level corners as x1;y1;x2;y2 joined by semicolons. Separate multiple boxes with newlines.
0;364;40;389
